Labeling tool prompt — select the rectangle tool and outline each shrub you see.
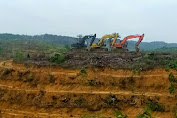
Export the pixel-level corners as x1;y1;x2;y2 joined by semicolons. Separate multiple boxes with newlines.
2;68;14;76
49;74;55;83
26;77;34;82
49;54;66;64
15;50;26;61
64;45;70;51
137;106;154;118
110;80;117;86
74;97;85;106
169;60;177;69
104;94;118;107
115;109;128;118
169;83;175;94
145;52;155;60
77;68;87;76
132;70;137;75
169;73;176;83
80;68;87;74
147;100;165;112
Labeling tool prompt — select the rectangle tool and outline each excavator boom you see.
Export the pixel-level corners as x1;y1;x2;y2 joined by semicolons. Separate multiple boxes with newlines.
113;34;144;52
136;34;144;52
92;33;118;48
111;33;119;46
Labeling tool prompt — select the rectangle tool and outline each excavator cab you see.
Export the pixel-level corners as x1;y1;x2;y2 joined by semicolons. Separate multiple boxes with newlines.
71;34;96;49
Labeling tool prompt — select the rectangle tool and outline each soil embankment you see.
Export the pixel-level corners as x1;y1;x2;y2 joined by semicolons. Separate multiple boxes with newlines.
0;60;176;118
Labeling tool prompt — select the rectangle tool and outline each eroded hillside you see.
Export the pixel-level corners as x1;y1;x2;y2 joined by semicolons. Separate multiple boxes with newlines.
0;60;176;118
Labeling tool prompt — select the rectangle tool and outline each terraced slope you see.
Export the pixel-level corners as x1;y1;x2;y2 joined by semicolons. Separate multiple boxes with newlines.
0;60;176;118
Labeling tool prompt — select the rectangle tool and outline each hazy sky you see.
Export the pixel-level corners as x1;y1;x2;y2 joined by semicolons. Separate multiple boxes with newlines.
0;0;177;42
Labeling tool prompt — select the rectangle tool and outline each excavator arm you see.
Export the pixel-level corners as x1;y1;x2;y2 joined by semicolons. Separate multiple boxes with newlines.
114;34;144;52
111;33;119;46
135;34;144;52
120;35;142;47
92;33;118;47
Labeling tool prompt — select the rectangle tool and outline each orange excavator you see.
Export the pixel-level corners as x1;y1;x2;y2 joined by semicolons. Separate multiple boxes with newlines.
112;34;144;52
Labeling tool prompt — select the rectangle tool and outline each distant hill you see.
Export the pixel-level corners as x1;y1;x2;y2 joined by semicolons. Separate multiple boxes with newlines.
0;33;177;51
0;33;76;45
127;41;177;51
154;47;177;52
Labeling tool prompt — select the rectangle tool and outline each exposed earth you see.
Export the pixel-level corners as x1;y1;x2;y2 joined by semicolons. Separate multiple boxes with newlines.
0;51;177;118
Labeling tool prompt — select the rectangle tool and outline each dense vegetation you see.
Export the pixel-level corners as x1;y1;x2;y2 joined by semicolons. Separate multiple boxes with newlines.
154;47;177;52
1;33;177;51
127;41;177;51
0;33;76;45
0;35;70;63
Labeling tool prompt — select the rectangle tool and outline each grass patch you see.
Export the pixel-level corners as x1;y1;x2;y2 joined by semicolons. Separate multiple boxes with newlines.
49;54;66;64
26;77;34;82
168;72;177;94
77;68;87;76
169;73;177;83
147;100;165;112
137;106;154;118
169;83;176;94
24;76;38;87
15;50;26;61
169;60;177;69
115;109;128;118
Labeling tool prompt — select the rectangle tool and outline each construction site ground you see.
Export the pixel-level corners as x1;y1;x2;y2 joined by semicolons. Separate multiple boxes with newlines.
0;51;177;118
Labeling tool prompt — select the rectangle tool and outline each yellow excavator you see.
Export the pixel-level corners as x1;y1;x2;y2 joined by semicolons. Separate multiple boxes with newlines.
89;33;119;51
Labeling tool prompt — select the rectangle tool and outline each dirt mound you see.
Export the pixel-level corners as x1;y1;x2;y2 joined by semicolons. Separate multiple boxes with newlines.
60;51;177;70
14;51;177;71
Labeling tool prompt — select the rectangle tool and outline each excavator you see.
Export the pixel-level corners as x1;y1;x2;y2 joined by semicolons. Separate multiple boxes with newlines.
71;34;96;49
89;33;119;51
112;34;144;52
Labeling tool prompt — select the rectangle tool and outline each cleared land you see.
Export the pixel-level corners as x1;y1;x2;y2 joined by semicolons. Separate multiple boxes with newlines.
0;59;176;118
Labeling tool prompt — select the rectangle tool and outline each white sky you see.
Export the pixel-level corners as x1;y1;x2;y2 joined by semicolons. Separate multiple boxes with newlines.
0;0;177;43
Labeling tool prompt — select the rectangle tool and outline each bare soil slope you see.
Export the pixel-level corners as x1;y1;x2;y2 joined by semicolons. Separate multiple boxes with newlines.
0;60;176;118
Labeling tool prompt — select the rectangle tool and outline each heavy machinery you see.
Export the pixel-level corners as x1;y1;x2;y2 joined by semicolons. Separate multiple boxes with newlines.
71;34;96;48
89;33;119;51
113;34;144;52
